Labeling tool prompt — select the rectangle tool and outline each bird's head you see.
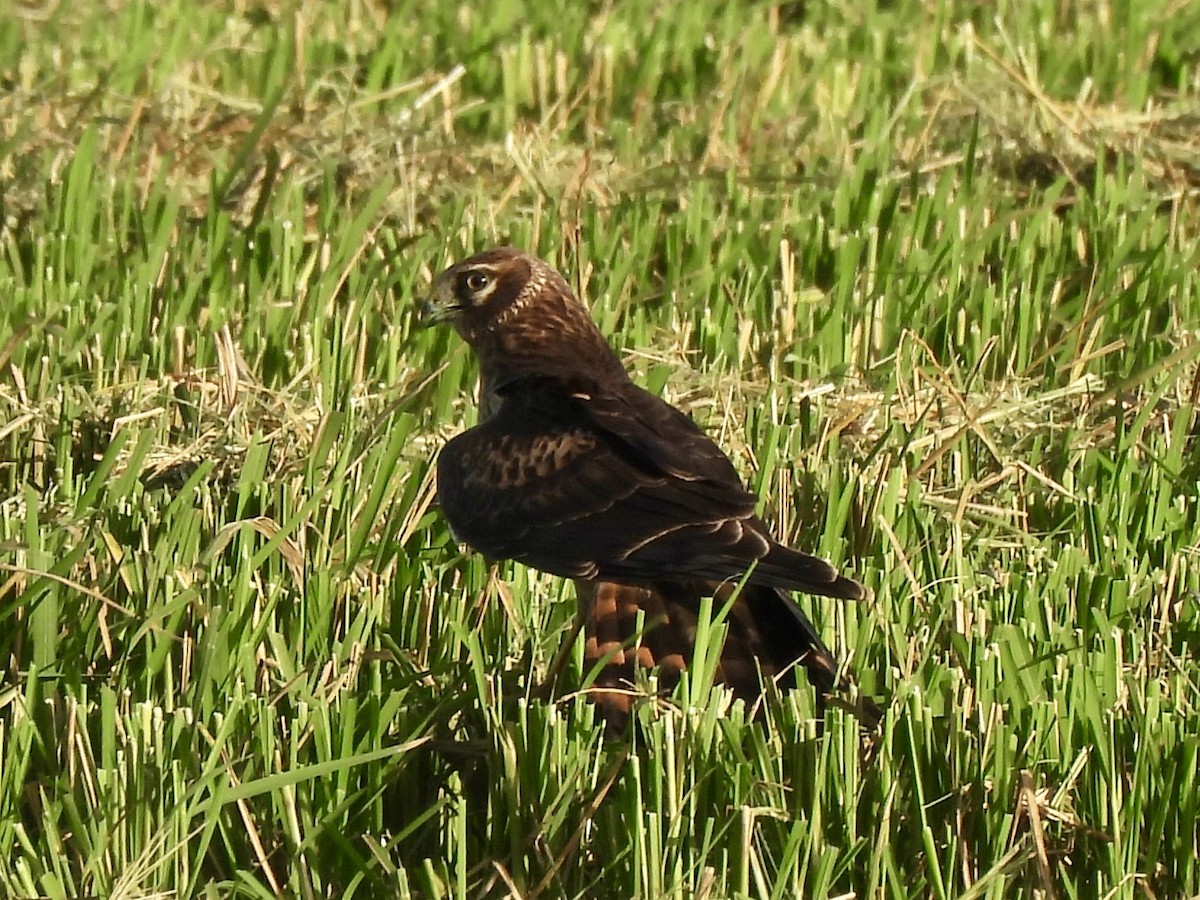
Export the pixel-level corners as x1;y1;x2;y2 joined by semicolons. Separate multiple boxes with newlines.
419;246;558;343
419;246;627;386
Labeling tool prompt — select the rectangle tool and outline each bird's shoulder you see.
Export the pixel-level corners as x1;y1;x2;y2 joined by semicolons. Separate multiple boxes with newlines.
444;370;745;491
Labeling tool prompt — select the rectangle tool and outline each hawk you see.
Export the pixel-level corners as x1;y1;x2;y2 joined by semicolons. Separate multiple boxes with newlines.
420;246;867;731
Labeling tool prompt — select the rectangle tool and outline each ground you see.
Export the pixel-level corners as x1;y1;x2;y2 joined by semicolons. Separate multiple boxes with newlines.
1;1;1198;897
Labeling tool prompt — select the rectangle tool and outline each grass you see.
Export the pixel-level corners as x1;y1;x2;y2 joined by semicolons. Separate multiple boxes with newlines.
2;0;1199;896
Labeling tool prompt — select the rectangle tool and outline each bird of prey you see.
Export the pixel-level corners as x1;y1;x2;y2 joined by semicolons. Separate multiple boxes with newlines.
420;246;866;731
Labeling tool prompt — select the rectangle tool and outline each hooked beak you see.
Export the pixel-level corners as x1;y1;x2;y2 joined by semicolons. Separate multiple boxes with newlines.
416;275;461;328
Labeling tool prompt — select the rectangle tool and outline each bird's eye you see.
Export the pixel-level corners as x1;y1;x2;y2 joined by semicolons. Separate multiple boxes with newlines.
464;271;490;294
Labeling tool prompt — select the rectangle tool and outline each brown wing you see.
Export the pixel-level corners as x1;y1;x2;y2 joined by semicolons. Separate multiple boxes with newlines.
436;375;863;601
579;579;843;733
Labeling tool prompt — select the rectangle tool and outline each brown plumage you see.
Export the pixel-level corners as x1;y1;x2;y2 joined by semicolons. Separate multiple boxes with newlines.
421;246;866;731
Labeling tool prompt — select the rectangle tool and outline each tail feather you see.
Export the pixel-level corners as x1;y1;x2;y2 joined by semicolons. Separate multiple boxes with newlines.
578;578;872;734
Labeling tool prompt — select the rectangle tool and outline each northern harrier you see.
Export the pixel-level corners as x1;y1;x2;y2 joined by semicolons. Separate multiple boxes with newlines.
420;247;867;731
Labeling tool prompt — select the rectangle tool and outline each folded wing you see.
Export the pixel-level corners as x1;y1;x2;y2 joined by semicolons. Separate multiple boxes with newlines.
437;375;863;601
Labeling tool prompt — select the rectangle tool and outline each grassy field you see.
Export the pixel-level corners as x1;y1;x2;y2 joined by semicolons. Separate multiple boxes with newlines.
3;1;1199;897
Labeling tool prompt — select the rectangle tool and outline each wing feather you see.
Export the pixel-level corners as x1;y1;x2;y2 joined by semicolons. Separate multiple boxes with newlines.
437;375;862;600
